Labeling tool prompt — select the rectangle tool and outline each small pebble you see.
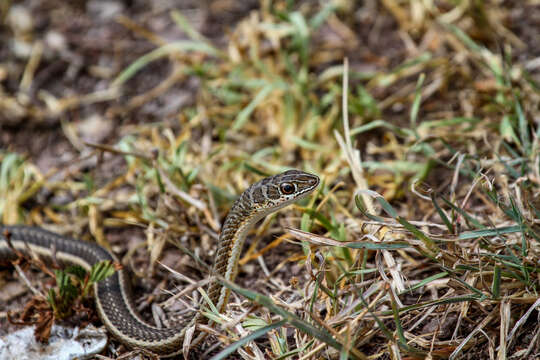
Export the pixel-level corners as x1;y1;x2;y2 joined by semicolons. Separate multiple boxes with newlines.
7;5;33;34
86;0;125;20
45;31;67;52
77;114;113;143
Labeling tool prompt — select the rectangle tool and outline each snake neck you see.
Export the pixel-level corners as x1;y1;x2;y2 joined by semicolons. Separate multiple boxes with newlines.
206;191;261;314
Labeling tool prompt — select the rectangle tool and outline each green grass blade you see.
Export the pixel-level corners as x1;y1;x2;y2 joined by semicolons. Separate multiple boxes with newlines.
441;196;485;229
513;93;530;154
458;225;522;239
219;278;353;356
410;73;425;134
210;319;287;360
112;41;221;87
492;265;501;299
400;272;449;295
170;10;211;44
430;193;454;233
350;119;414;138
233;84;274;130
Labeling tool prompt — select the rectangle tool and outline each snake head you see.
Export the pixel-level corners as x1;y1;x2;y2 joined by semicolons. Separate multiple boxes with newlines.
247;169;320;212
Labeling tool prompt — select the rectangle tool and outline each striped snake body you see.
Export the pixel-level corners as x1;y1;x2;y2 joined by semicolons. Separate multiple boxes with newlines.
0;170;319;357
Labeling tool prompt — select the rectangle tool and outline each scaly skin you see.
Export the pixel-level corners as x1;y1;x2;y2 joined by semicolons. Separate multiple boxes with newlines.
0;169;319;357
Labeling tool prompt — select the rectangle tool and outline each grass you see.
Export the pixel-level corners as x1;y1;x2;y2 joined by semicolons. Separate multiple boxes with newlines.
1;0;539;359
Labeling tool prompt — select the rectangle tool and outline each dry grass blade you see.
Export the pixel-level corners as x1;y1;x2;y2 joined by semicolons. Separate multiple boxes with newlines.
1;1;539;359
218;278;368;360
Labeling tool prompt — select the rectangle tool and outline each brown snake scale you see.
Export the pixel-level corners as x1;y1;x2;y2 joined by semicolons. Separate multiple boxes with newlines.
0;170;319;357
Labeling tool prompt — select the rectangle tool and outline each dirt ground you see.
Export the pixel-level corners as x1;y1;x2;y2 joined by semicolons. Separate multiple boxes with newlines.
1;0;540;359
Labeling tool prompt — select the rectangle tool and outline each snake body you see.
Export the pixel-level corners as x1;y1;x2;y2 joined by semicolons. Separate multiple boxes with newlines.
0;170;319;357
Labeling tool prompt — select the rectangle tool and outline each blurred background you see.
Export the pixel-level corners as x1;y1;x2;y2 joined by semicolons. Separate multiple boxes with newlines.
1;0;539;359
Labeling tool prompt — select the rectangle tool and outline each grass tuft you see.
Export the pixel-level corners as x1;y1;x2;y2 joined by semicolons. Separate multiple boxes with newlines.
1;0;539;358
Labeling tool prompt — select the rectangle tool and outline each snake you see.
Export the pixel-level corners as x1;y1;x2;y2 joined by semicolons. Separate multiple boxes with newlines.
0;169;319;357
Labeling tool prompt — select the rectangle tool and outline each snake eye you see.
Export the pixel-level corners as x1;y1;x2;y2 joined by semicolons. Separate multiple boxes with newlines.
280;182;295;195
